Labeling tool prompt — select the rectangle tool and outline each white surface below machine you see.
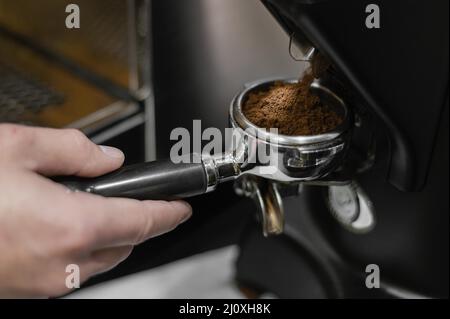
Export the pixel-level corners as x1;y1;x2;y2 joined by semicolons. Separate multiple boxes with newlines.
66;246;245;299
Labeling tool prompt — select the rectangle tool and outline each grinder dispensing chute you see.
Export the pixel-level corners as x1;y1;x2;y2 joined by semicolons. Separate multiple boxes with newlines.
262;0;449;192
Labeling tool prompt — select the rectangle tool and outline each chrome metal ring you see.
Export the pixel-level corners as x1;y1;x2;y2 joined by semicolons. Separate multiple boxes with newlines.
230;77;350;147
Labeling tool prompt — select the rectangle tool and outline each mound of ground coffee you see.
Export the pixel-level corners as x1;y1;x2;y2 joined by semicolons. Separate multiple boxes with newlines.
242;71;343;136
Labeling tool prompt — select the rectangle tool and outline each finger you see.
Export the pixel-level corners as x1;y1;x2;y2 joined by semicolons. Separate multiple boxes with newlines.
83;246;134;276
0;124;124;177
67;191;192;248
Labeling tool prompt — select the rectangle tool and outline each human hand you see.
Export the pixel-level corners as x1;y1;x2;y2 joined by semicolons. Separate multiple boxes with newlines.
0;124;192;298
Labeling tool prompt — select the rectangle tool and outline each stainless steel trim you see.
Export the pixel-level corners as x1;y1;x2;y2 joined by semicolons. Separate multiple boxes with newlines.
201;153;241;193
127;0;155;161
66;101;140;135
90;112;145;144
201;154;219;193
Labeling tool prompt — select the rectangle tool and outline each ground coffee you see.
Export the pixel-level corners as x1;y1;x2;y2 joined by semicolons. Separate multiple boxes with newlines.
242;62;342;136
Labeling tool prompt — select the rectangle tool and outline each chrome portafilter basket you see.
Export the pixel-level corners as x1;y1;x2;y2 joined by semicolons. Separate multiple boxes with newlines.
229;78;350;182
223;77;351;235
60;77;352;236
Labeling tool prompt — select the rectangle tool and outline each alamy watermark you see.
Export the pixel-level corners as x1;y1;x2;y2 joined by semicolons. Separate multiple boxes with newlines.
64;4;380;31
169;120;279;173
365;264;380;289
365;4;381;29
65;264;80;289
65;4;80;29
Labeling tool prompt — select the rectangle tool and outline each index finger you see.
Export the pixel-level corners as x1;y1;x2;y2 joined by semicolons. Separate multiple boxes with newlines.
0;124;124;177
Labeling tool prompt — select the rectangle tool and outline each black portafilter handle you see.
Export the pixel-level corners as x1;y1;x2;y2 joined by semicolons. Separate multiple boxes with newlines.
57;157;209;201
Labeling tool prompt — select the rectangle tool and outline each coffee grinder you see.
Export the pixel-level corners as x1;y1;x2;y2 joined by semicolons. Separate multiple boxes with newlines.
236;0;448;297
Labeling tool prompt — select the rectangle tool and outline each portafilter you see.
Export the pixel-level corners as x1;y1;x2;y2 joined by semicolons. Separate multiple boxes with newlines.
59;78;351;235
